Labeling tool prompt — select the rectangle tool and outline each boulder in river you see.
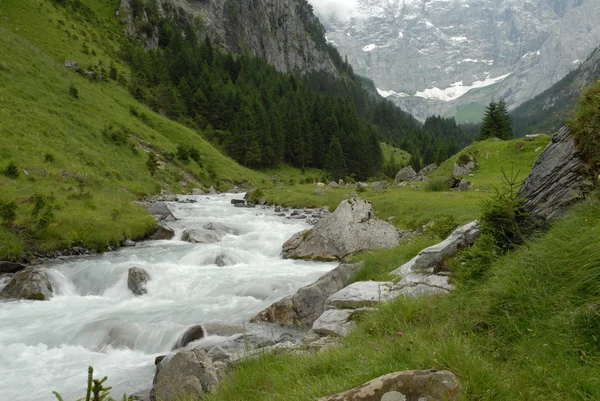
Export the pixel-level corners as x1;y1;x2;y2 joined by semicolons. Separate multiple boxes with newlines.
0;268;53;301
282;199;399;261
172;325;205;350
137;202;176;222
251;262;364;328
0;261;26;274
519;126;594;222
318;369;460;401
148;224;175;240
182;229;222;244
127;267;150;296
151;348;218;401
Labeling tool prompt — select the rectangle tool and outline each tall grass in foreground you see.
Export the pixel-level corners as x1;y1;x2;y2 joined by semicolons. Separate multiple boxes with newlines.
202;197;600;401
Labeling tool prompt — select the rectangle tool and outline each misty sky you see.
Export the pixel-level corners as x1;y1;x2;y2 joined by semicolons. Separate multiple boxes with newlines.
307;0;362;21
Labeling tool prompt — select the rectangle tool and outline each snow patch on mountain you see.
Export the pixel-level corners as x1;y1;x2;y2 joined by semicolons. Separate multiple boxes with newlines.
414;74;512;102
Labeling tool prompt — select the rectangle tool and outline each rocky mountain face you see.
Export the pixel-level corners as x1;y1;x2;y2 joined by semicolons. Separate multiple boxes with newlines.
314;0;600;121
117;0;337;75
512;45;600;135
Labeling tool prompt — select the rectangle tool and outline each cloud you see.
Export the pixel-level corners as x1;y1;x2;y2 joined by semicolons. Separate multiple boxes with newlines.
307;0;363;21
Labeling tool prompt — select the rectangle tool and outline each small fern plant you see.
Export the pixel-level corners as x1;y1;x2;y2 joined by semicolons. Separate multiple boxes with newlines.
53;366;134;401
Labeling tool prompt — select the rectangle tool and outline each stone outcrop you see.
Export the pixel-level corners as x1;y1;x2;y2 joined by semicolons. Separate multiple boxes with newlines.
371;181;388;189
150;349;218;401
0;268;53;301
311;309;356;337
148;225;175;241
127;267;150;296
418;164;438;176
452;157;479;177
394;273;454;298
172;325;205;350
518;126;594;222
395;166;417;182
326;281;394;309
318;370;459;401
282;199;399;261
251;262;364;328
391;221;480;277
182;229;222;244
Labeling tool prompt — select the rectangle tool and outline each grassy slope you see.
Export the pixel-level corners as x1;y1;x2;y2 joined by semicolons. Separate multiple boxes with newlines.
381;142;411;167
204;195;600;401
264;136;551;230
0;0;264;259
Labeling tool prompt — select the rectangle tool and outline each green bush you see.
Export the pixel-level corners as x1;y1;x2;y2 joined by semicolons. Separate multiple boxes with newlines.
146;152;159;175
0;200;17;226
568;82;600;175
452;233;498;285
3;161;19;178
44;153;55;163
247;188;265;204
176;144;190;162
429;215;458;239
480;169;531;252
68;83;79;99
424;177;448;192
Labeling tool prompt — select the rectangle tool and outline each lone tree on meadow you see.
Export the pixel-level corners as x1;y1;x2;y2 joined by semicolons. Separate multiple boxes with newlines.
479;99;514;140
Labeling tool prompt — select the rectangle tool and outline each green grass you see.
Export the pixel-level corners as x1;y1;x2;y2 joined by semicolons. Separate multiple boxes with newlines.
202;196;600;401
380;142;410;166
0;0;265;258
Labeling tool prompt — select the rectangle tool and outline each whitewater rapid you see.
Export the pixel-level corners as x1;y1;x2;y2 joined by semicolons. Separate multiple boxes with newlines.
0;194;336;401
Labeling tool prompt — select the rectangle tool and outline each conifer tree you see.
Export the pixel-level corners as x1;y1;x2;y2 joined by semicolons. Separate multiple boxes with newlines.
479;99;514;140
324;136;347;181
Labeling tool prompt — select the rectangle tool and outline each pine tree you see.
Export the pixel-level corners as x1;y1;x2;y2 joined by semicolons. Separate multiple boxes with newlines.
324;136;347;181
479;100;514;140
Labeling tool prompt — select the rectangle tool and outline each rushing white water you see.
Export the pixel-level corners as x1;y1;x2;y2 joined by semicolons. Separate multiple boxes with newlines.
0;194;335;401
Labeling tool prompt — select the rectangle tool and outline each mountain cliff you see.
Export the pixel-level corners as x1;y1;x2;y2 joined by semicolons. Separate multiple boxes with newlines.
118;0;338;76
314;0;600;122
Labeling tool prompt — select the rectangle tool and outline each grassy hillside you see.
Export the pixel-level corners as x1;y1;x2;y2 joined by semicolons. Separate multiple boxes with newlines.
263;136;551;230
381;142;410;166
204;195;600;401
0;0;264;260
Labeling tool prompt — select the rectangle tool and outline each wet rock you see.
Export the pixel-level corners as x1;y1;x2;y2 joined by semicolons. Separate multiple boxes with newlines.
326;281;395;309
207;346;231;363
192;188;206;195
0;268;53;301
251;262;364;328
172;325;205;350
231;199;246;205
0;261;26;274
283;199;399;261
394;166;417;182
391;221;480;276
123;239;136;247
151;349;218;401
182;229;222;244
202;323;244;337
519;126;594;222
127;267;150;296
137;202;175;222
148;224;175;240
318;370;459;401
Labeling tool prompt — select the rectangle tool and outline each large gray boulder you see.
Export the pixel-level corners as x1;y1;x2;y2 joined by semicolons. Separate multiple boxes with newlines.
519;126;594;222
371;181;388;189
0;268;53;301
318;370;459;401
391;221;480;277
148;224;175;240
418;163;439;176
394;273;454;298
251;262;364;328
138;202;176;222
127;267;150;296
282;199;400;261
311;309;356;337
394;166;417;182
150;349;218;401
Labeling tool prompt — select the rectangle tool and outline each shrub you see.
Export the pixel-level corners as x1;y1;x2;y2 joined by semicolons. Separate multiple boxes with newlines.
44;153;55;163
0;201;17;226
30;194;56;231
176;144;190;162
480;169;531;253
53;365;134;401
452;233;498;285
146;152;158;175
247;188;265;204
429;215;458;239
68;83;79;99
189;146;200;162
3;161;19;178
568;82;600;175
424;177;448;192
102;124;128;146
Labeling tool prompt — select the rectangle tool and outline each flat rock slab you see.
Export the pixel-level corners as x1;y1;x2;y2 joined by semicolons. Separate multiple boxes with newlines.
326;281;395;309
394;273;453;298
318;370;459;401
392;221;479;276
311;309;356;337
182;229;223;244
